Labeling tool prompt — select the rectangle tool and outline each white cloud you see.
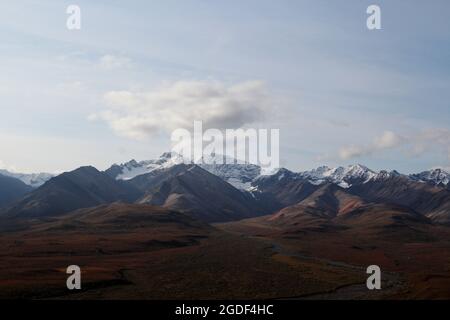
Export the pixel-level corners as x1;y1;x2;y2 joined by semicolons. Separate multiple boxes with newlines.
373;131;404;149
413;128;450;152
98;55;132;70
336;129;450;162
338;131;404;160
92;80;270;140
338;145;367;160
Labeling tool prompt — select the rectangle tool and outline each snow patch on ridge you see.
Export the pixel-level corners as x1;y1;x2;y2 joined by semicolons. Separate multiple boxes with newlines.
298;164;377;188
409;168;450;186
0;169;54;188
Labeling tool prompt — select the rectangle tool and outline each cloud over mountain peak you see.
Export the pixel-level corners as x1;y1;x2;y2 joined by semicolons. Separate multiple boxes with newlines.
92;80;271;140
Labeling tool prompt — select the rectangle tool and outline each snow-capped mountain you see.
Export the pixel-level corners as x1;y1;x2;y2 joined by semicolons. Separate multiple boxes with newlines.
0;169;53;188
298;164;377;188
196;153;261;190
409;168;450;187
300;166;450;189
105;152;261;190
250;168;300;192
253;165;407;190
105;152;186;181
372;169;402;181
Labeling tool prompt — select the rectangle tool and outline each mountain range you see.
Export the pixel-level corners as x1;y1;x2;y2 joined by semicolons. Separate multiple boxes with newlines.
105;153;450;191
1;152;450;226
1;166;140;219
265;182;430;236
105;152;262;190
3;152;449;191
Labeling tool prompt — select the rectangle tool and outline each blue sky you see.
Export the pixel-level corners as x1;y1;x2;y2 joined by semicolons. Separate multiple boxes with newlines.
0;0;449;174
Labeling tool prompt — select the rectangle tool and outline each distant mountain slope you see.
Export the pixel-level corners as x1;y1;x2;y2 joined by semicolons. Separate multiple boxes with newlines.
349;174;450;224
132;164;265;222
266;183;367;230
0;202;213;268
249;166;402;207
0;169;53;188
38;202;211;235
250;168;321;209
0;174;33;208
2;166;141;218
252;183;432;240
294;183;367;217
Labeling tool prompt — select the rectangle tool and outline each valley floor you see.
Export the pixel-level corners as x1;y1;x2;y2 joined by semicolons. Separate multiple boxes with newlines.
1;214;449;299
218;217;450;299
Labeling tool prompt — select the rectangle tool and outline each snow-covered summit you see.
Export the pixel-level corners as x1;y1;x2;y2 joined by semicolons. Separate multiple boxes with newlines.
198;153;261;190
107;152;186;181
409;168;450;187
106;152;261;190
0;169;54;188
298;164;377;188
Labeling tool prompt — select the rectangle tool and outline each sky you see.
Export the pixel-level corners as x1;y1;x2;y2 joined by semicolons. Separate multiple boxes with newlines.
0;0;449;174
